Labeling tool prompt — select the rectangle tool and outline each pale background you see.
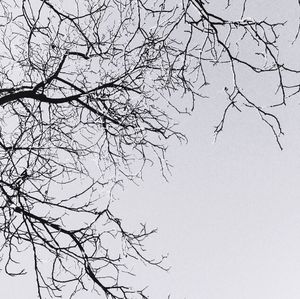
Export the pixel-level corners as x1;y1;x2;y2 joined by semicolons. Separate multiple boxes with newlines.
2;1;300;298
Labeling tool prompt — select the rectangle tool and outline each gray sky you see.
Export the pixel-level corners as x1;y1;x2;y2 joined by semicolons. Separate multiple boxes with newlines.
2;1;300;299
116;98;300;299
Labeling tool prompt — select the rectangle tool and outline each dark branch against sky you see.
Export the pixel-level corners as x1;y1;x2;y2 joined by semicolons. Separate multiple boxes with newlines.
0;0;299;298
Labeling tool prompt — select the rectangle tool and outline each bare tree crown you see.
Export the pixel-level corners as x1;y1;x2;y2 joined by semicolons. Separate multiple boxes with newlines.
0;0;297;298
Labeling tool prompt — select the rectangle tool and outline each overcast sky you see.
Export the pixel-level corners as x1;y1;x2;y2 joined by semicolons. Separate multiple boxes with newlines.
117;97;300;299
2;1;300;299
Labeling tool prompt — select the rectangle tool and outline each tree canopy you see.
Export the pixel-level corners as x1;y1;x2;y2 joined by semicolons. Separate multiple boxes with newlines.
0;0;298;298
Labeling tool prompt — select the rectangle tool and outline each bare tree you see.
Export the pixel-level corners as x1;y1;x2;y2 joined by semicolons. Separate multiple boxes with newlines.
0;0;298;298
